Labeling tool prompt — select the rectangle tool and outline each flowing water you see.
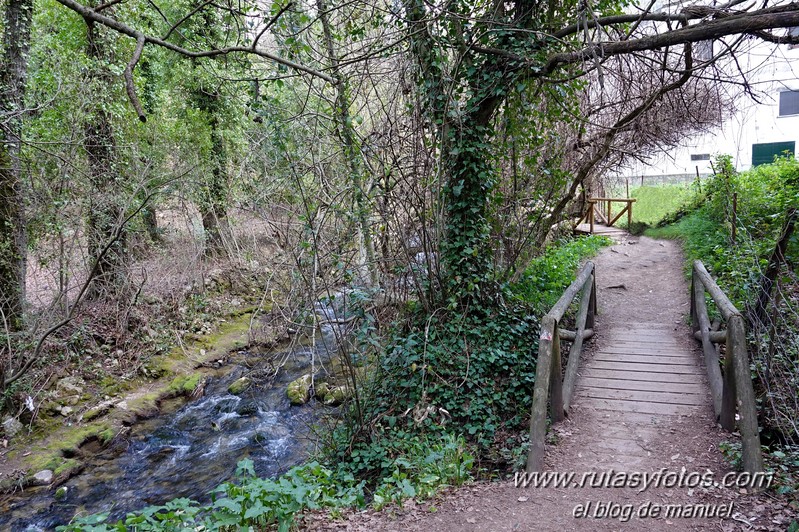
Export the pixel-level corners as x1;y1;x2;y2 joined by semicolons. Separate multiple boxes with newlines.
0;303;346;530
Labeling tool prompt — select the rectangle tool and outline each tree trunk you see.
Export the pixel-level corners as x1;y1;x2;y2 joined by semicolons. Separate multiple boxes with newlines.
139;58;160;244
85;17;125;298
317;0;379;288
0;0;33;332
404;0;538;307
198;102;229;257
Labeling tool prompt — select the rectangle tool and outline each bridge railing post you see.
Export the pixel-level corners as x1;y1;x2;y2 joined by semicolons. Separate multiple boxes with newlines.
691;260;764;474
527;315;557;473
527;262;595;472
729;315;765;473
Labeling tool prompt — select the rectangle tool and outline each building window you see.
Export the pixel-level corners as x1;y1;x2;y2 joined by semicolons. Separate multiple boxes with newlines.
690;154;711;161
779;90;799;116
752;141;795;167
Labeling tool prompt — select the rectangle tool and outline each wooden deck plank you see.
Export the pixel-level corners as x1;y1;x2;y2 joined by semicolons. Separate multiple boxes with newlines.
605;340;683;349
581;397;702;416
575;223;628;236
583;368;705;384
577;387;708;406
596;346;693;357
606;335;684;343
608;331;682;338
586;410;690;424
591;353;697;365
578;376;707;394
589;360;700;374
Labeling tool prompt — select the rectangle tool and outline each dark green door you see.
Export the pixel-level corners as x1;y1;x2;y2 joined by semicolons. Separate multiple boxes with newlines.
752;141;796;167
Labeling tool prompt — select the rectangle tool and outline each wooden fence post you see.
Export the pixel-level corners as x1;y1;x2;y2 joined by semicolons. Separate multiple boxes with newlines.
692;266;724;418
627;201;633;228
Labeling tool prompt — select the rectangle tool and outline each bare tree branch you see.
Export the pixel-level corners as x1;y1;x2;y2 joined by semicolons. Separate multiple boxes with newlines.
540;7;799;76
252;2;294;49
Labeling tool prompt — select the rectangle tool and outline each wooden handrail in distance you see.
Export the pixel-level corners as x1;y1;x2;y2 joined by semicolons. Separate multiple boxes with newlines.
526;261;596;472
575;198;637;232
690;260;764;473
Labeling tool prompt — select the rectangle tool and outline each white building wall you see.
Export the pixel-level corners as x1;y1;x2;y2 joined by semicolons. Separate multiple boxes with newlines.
611;37;799;182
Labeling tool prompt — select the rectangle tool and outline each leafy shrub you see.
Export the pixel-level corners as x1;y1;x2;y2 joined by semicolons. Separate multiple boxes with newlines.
370;433;474;509
512;235;611;312
330;235;610;484
57;460;364;532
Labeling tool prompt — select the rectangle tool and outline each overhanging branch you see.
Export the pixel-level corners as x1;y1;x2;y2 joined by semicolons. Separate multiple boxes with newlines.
124;32;146;122
539;8;799;76
54;0;336;83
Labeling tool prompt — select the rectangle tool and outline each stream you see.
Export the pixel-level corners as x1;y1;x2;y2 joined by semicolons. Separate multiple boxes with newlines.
0;302;346;530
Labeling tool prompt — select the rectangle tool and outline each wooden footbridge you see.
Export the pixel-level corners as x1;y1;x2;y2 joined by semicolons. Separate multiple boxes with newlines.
526;257;764;474
575;197;636;236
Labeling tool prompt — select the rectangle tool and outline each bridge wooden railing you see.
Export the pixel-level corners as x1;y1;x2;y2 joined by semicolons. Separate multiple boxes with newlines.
691;260;764;473
576;198;636;233
526;261;596;472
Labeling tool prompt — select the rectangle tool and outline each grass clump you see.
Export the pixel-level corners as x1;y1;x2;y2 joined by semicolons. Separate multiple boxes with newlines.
627;183;697;226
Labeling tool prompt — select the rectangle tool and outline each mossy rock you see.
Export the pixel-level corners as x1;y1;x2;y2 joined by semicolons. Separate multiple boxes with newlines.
83;402;114;422
227;377;251;395
287;374;312;405
54;486;69;501
322;385;351;406
165;373;202;397
314;381;330;400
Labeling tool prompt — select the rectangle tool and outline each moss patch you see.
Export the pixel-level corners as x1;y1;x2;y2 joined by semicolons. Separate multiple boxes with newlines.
123;391;160;419
227;377;250;395
54;458;81;477
53;423;113;455
12;423;111;487
3;309;265;494
155;312;254;376
165;373;203;397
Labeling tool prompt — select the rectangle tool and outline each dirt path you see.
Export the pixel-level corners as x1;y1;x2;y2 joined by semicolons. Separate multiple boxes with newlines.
308;235;795;531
